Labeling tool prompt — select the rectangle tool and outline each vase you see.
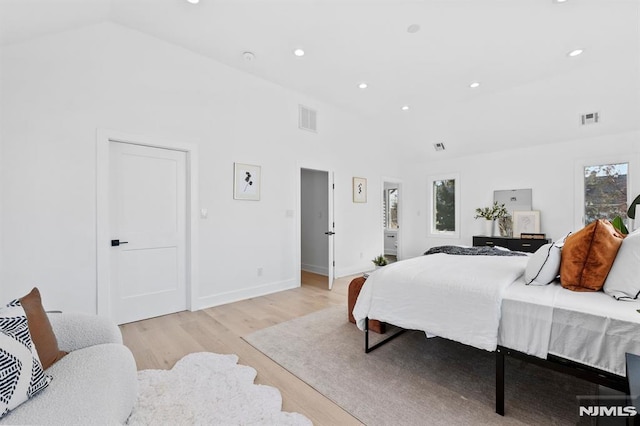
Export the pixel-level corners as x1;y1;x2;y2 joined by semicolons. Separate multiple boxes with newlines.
498;216;513;237
484;219;495;237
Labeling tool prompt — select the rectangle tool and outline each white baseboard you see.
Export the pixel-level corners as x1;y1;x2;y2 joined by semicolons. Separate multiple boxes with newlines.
194;279;299;311
336;264;373;278
301;263;328;276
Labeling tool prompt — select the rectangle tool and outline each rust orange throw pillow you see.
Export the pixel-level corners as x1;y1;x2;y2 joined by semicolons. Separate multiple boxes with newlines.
19;287;67;370
560;219;624;292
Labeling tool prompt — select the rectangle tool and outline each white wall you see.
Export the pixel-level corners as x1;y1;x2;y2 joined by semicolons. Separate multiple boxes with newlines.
300;168;329;275
3;21;636;314
0;22;398;313
402;131;640;258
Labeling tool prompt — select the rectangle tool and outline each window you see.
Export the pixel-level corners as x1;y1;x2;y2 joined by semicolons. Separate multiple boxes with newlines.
383;188;399;230
429;174;460;237
434;180;455;231
583;162;628;224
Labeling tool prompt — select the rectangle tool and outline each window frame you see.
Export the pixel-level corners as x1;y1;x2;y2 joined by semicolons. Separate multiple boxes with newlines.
428;173;460;238
574;155;637;230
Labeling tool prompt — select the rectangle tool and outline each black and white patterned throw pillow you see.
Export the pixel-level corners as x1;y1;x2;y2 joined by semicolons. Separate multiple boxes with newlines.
0;299;51;418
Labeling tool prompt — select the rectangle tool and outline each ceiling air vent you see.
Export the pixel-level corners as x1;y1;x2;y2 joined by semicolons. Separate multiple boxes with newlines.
580;112;600;126
298;105;317;133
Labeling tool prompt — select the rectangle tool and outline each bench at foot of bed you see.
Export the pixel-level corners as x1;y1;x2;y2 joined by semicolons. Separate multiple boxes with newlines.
348;276;386;334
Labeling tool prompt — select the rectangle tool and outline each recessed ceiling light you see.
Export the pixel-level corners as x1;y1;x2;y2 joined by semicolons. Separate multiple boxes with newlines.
469;82;480;88
358;82;368;89
554;0;568;3
293;48;305;57
567;49;584;57
187;0;199;4
401;105;410;111
407;24;421;34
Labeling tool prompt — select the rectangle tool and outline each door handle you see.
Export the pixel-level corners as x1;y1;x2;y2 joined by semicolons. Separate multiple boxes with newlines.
111;239;129;247
324;231;335;235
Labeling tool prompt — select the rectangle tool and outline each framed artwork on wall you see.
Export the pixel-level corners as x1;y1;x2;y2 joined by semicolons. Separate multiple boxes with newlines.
512;210;540;238
233;163;261;201
353;177;367;203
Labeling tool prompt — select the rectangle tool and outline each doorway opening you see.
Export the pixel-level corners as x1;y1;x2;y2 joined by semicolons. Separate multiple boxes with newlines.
382;180;402;264
300;167;335;290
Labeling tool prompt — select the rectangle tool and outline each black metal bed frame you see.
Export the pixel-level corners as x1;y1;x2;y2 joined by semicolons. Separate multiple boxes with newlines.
363;317;406;353
495;345;629;415
364;317;630;416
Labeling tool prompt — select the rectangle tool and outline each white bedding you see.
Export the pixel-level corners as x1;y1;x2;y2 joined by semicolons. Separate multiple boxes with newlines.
354;253;640;376
549;287;640;376
499;278;640;376
352;253;528;351
498;277;560;358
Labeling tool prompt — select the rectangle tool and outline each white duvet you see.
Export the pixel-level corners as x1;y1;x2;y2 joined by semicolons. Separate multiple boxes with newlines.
352;254;528;351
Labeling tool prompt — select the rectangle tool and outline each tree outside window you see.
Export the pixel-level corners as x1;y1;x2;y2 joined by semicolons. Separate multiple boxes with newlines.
433;179;456;232
584;163;628;224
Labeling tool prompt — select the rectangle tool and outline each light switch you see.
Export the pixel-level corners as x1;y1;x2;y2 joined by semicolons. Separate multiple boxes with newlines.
200;208;208;219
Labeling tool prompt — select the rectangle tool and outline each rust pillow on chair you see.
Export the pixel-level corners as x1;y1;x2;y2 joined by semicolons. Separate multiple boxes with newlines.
560;219;625;292
19;287;67;370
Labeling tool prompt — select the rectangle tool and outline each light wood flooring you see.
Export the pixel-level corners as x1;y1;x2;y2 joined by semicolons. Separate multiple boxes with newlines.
120;271;363;426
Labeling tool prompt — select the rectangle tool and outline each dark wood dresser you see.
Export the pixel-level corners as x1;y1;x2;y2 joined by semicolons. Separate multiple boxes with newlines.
472;236;550;253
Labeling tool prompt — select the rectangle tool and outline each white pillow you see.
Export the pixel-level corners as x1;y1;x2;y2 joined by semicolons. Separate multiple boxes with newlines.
0;300;52;419
603;229;640;300
525;243;562;285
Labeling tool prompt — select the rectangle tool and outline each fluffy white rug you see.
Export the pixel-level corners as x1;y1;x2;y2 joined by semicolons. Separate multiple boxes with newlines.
126;352;312;426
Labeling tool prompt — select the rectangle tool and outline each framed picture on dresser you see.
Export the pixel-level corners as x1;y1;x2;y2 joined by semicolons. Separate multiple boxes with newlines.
512;210;540;238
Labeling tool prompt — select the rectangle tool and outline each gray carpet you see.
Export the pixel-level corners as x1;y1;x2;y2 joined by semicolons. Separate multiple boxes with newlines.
244;305;601;426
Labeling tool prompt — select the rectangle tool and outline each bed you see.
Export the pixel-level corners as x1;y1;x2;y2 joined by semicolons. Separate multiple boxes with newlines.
352;225;640;416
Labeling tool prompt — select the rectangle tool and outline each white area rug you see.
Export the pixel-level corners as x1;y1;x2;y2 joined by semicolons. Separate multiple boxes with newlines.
126;352;312;426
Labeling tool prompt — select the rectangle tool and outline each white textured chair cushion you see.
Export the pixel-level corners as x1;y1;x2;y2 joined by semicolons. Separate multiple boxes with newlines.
49;313;123;351
0;343;137;425
604;229;640;300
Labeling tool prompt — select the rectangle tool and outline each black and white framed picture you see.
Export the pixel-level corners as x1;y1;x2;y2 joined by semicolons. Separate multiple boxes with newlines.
233;163;261;201
353;177;367;203
513;210;540;237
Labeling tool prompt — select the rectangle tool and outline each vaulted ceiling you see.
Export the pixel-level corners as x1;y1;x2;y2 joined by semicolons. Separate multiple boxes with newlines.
1;0;639;159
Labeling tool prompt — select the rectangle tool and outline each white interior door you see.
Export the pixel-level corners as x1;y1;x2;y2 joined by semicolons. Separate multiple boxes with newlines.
327;172;335;290
109;142;187;324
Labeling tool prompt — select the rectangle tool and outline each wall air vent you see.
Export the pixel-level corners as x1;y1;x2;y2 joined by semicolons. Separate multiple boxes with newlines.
580;112;600;125
433;142;445;151
298;105;317;133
